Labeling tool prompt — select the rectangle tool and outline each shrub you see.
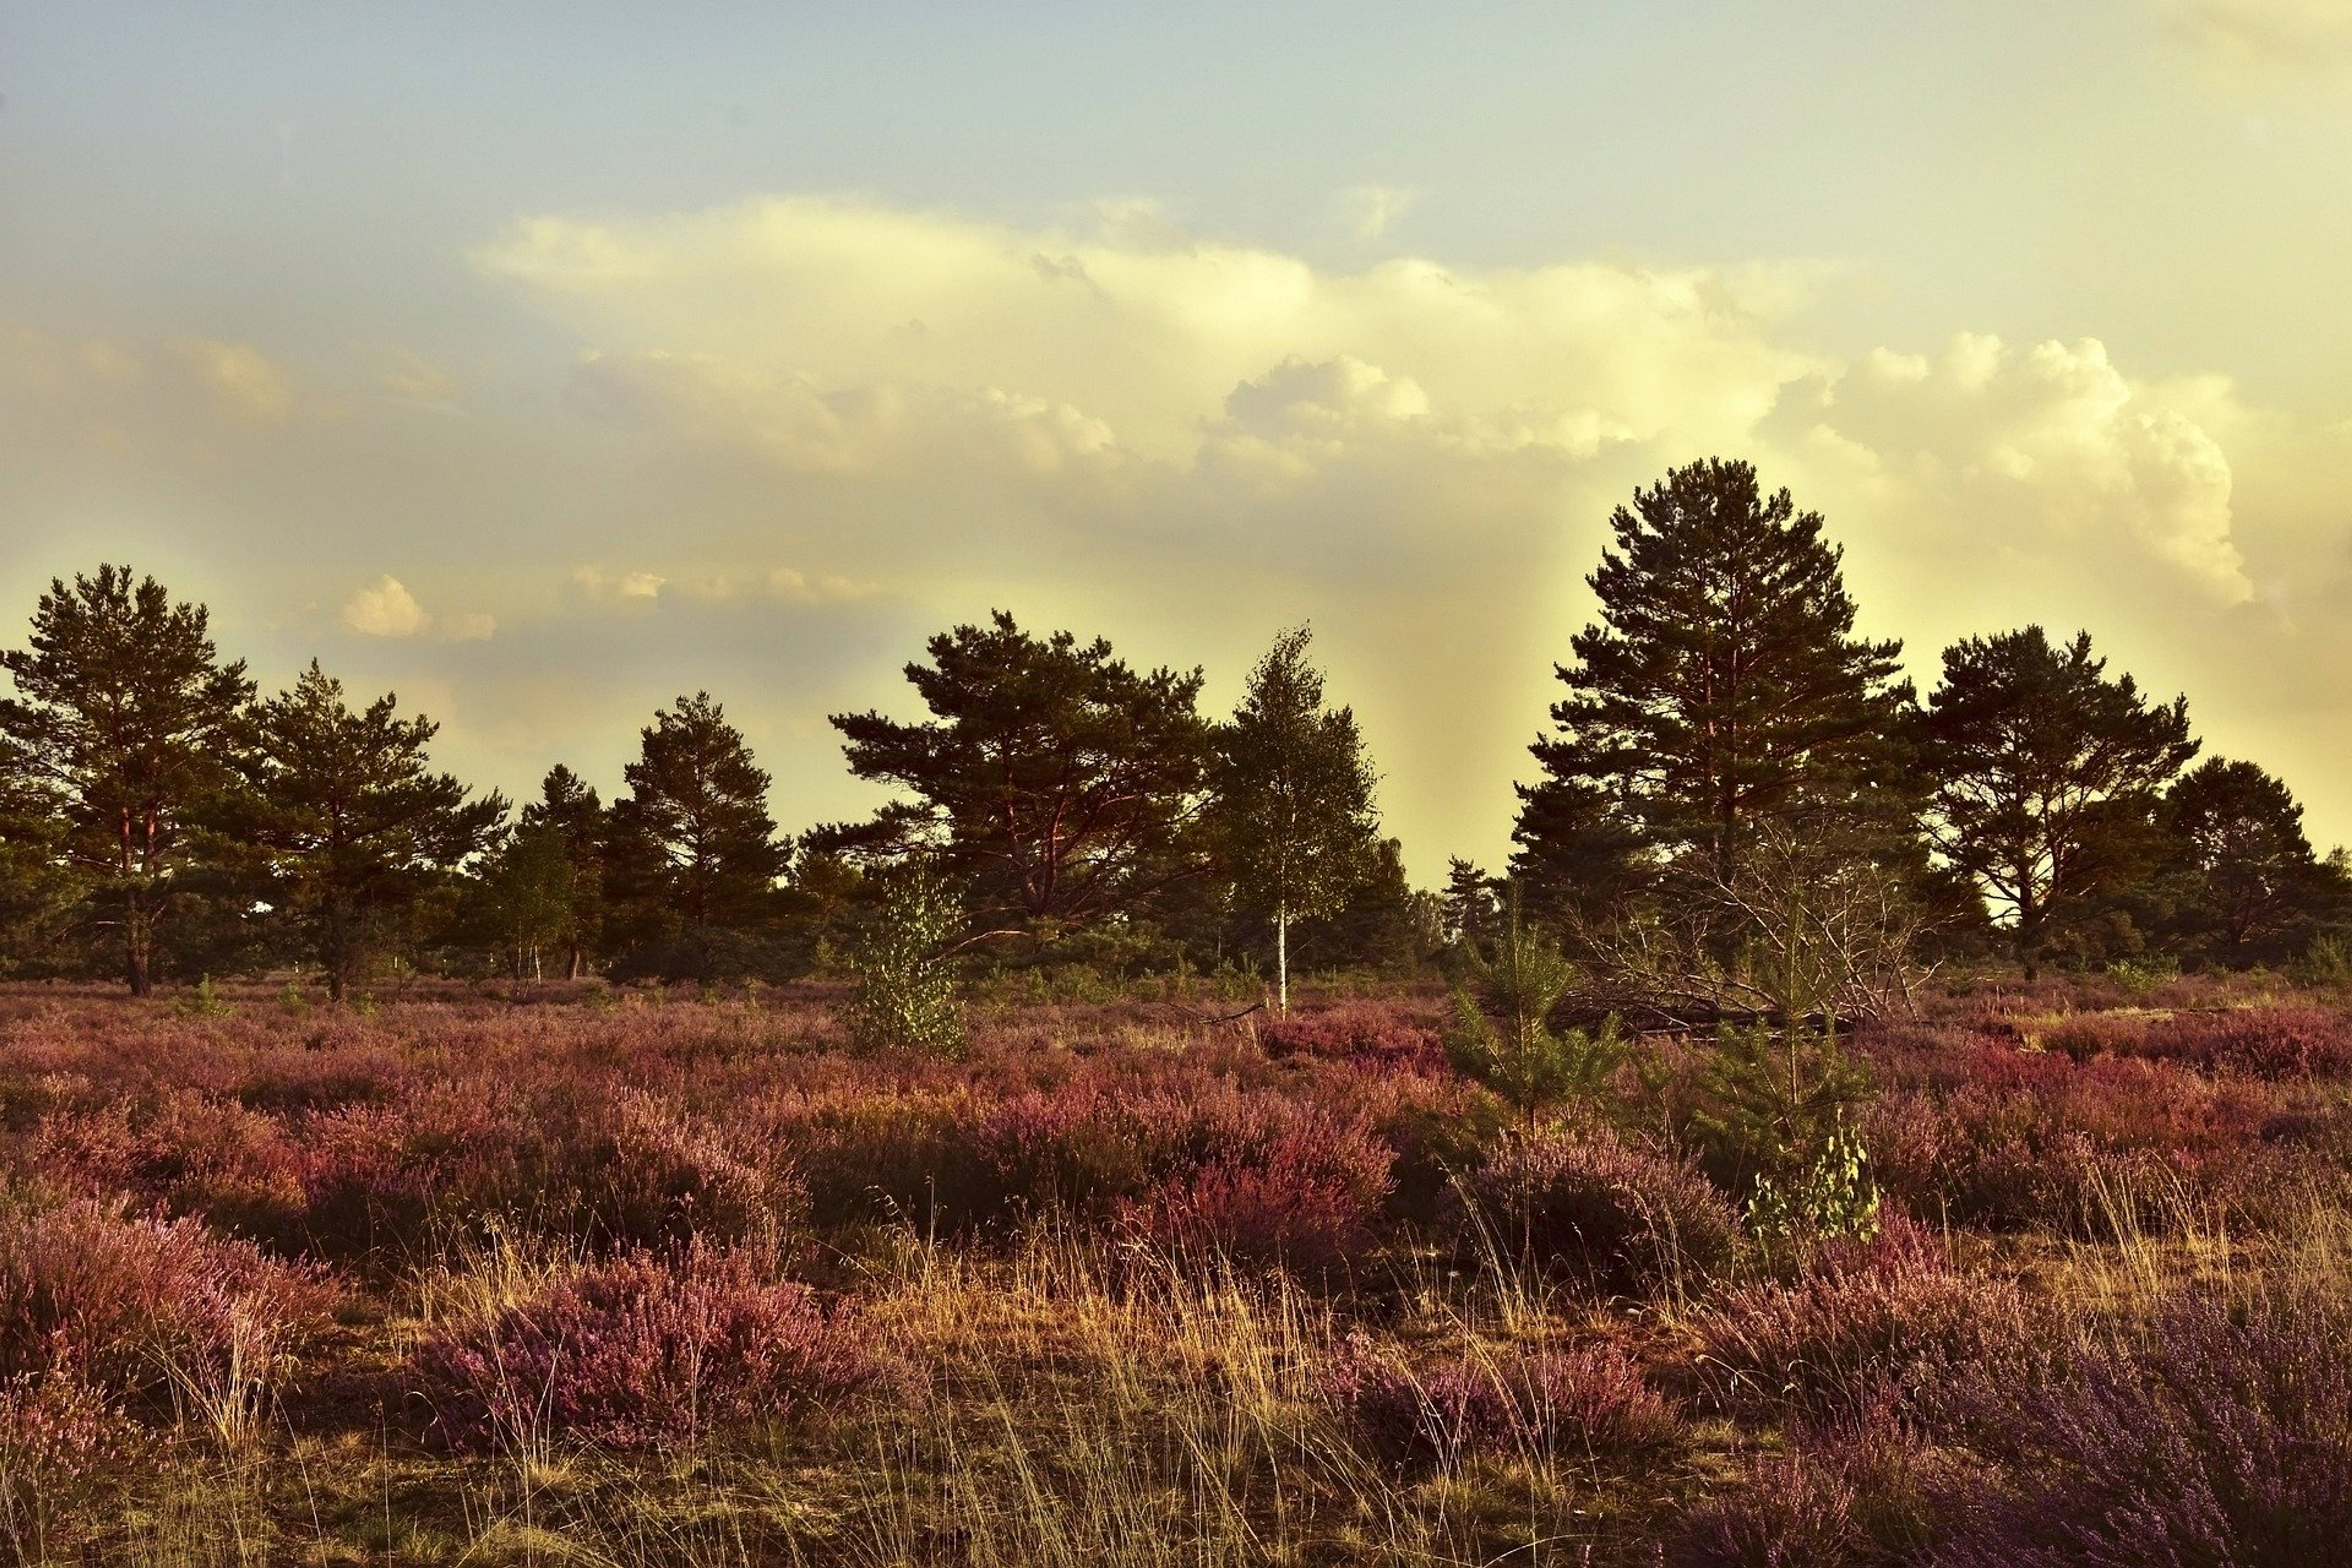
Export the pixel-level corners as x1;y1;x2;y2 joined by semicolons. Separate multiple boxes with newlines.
0;1198;327;1420
412;1244;878;1451
1121;1112;1394;1274
1447;1123;1740;1295
841;868;964;1056
1938;1287;2352;1567
2136;1006;2352;1079
1321;1334;1677;1468
1442;899;1621;1128
574;1090;802;1250
1257;1003;1444;1072
1697;1222;2025;1423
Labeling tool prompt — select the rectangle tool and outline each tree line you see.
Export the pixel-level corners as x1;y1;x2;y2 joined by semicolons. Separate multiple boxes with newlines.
0;579;1401;997
1496;457;2347;1012
3;459;2343;1003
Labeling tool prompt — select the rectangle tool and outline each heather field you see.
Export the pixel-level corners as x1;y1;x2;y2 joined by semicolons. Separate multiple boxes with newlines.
0;975;2347;1566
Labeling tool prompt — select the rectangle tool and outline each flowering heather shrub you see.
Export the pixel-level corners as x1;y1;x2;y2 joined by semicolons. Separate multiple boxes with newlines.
0;1198;326;1413
0;1368;116;1490
2038;1010;2153;1062
292;1086;538;1261
1257;1001;1446;1072
27;1089;307;1243
1321;1334;1677;1468
1864;1043;2275;1234
1120;1111;1394;1273
1936;1287;2352;1567
1697;1221;2026;1423
1447;1124;1740;1295
1672;1452;1866;1567
2135;1006;2352;1078
412;1243;878;1451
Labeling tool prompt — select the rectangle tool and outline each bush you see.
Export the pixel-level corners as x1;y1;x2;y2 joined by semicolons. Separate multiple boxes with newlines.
1257;1002;1444;1072
412;1243;879;1451
1697;1222;2025;1423
841;869;964;1056
1121;1110;1394;1274
1447;1124;1740;1294
2137;1007;2352;1079
0;1198;327;1418
1321;1334;1678;1468
1938;1287;2352;1567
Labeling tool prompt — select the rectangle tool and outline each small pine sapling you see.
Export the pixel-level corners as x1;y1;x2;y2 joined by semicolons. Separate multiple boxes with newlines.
1444;890;1624;1131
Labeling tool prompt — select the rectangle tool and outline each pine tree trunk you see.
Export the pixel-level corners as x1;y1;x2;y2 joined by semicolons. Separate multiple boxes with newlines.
124;891;153;998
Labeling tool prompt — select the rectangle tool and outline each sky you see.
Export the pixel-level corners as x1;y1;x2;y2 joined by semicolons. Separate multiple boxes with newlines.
3;0;2351;880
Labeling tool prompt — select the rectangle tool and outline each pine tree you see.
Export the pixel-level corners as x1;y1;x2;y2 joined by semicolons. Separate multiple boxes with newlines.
820;611;1209;935
1514;460;1914;918
1210;627;1379;1011
519;764;605;978
1922;626;2197;977
2161;757;2343;966
604;693;786;976
222;662;505;1000
1441;857;1501;953
0;566;253;994
1443;890;1623;1131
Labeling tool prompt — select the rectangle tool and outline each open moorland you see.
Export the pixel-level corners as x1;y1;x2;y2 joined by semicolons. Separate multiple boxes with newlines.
4;970;2350;1566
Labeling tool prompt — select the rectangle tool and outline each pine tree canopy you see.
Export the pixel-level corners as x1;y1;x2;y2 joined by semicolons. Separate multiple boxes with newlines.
820;611;1209;931
0;565;253;994
222;661;505;996
1515;459;1914;911
607;692;785;934
1922;625;2197;971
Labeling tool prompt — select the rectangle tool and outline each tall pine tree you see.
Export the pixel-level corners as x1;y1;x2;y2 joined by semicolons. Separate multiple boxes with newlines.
603;693;786;978
0;566;253;994
519;764;605;978
222;662;505;1000
1209;626;1379;1012
1514;460;1914;922
820;612;1209;936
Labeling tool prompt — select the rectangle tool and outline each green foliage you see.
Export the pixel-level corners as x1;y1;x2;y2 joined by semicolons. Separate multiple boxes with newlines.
2297;931;2352;989
1210;625;1380;1008
1747;1108;1880;1251
843;866;965;1055
518;764;605;977
470;822;579;981
215;661;504;1001
1444;892;1624;1127
602;694;789;981
0;564;254;994
1687;1020;1874;1213
1441;857;1500;954
171;974;232;1018
820;610;1209;934
1924;625;2198;976
2160;757;2348;967
1513;459;1916;917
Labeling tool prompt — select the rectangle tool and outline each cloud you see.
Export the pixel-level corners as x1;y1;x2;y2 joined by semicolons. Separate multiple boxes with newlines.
1782;334;2252;602
341;575;430;637
0;323;315;462
454;194;2316;872
171;338;297;424
569;561;870;609
1336;185;1419;242
340;574;496;641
